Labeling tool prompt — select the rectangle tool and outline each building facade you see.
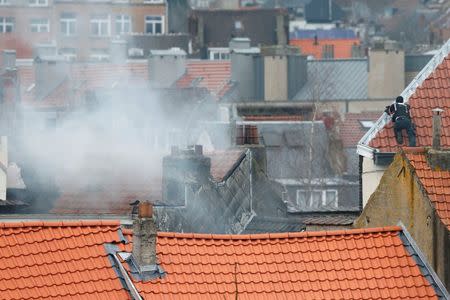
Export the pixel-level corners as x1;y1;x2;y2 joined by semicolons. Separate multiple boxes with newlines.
0;0;166;60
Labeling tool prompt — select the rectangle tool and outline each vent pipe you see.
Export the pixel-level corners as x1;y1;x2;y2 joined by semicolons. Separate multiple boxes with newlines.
432;108;444;150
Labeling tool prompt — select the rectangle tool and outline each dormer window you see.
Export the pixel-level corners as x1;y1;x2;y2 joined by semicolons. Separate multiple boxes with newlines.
29;0;48;6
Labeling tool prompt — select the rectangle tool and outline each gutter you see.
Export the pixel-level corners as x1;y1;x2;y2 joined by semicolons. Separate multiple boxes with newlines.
398;222;450;300
111;253;143;300
356;39;450;159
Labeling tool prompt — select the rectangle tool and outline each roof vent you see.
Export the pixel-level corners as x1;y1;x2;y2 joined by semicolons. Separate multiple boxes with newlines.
432;108;444;150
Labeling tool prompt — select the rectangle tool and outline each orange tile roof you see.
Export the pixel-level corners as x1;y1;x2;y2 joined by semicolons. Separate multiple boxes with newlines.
369;54;450;152
290;38;360;59
17;62;149;108
404;148;450;230
175;60;232;98
117;226;441;299
341;112;381;148
0;221;129;299
0;222;445;299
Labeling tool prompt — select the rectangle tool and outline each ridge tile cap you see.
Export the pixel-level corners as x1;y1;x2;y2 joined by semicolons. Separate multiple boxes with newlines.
156;226;402;240
0;220;120;229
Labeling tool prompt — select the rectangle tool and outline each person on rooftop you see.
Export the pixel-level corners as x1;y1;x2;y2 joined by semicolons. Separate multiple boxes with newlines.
385;96;416;147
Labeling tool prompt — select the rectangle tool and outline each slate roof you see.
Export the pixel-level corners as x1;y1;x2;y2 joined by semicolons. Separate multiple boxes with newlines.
175;60;232;98
1;221;447;299
294;59;368;101
298;213;358;226
340;112;381;148
359;40;450;155
241;216;304;234
404;148;450;230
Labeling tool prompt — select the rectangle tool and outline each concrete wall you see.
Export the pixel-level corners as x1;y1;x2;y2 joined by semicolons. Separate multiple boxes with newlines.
361;156;387;207
0;137;7;201
368;49;405;99
148;52;186;88
354;153;450;290
231;52;257;101
264;56;288;101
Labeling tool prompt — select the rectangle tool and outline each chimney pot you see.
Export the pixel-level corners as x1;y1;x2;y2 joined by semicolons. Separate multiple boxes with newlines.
432;108;444;150
171;145;179;155
194;144;203;155
138;201;153;218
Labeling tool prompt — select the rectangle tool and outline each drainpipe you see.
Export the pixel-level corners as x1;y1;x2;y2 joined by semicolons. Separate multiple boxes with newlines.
432;108;444;150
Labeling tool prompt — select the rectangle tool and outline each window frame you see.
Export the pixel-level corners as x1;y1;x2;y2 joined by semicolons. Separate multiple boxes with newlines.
296;189;338;209
90;14;111;37
144;15;164;34
60;12;76;36
58;47;77;61
29;0;48;6
115;14;131;35
89;48;110;61
0;17;14;33
30;18;50;33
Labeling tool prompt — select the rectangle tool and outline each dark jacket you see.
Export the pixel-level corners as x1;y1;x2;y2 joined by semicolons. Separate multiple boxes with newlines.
389;102;411;122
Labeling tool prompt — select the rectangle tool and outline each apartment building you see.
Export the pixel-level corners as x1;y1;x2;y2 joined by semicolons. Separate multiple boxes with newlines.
0;0;166;60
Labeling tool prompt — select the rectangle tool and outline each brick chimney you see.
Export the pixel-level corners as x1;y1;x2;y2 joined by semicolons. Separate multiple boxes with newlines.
132;201;157;266
432;108;444;150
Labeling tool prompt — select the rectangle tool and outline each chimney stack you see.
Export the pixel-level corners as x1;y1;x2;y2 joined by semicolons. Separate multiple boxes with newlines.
110;39;128;64
132;201;157;266
432;108;444;150
2;50;16;71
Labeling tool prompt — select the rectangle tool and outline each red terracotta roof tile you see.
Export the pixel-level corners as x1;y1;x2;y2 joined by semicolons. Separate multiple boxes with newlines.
404;149;450;230
341;112;381;148
175;60;232;99
0;221;129;299
369;54;450;152
117;226;440;299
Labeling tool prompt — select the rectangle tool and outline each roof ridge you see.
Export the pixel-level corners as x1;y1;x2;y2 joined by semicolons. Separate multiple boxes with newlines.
357;39;450;158
157;226;402;240
0;220;120;228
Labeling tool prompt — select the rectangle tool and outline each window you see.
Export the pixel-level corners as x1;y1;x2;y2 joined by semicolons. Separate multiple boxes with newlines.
0;0;10;5
296;189;338;210
58;48;77;61
90;14;110;37
0;17;13;33
322;44;334;59
115;15;131;34
60;12;76;36
30;18;50;33
89;48;109;61
208;48;230;60
145;15;164;34
29;0;48;6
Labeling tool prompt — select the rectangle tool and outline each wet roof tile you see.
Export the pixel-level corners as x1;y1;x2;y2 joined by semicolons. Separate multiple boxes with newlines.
175;60;232;99
0;221;129;299
369;54;450;152
341;112;381;148
116;226;443;299
404;149;450;230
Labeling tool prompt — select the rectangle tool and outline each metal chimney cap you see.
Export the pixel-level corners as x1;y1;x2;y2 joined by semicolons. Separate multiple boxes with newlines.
432;108;444;115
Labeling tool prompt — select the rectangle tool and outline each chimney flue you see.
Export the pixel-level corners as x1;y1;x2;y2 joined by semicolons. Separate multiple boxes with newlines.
432;108;444;150
132;201;157;266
